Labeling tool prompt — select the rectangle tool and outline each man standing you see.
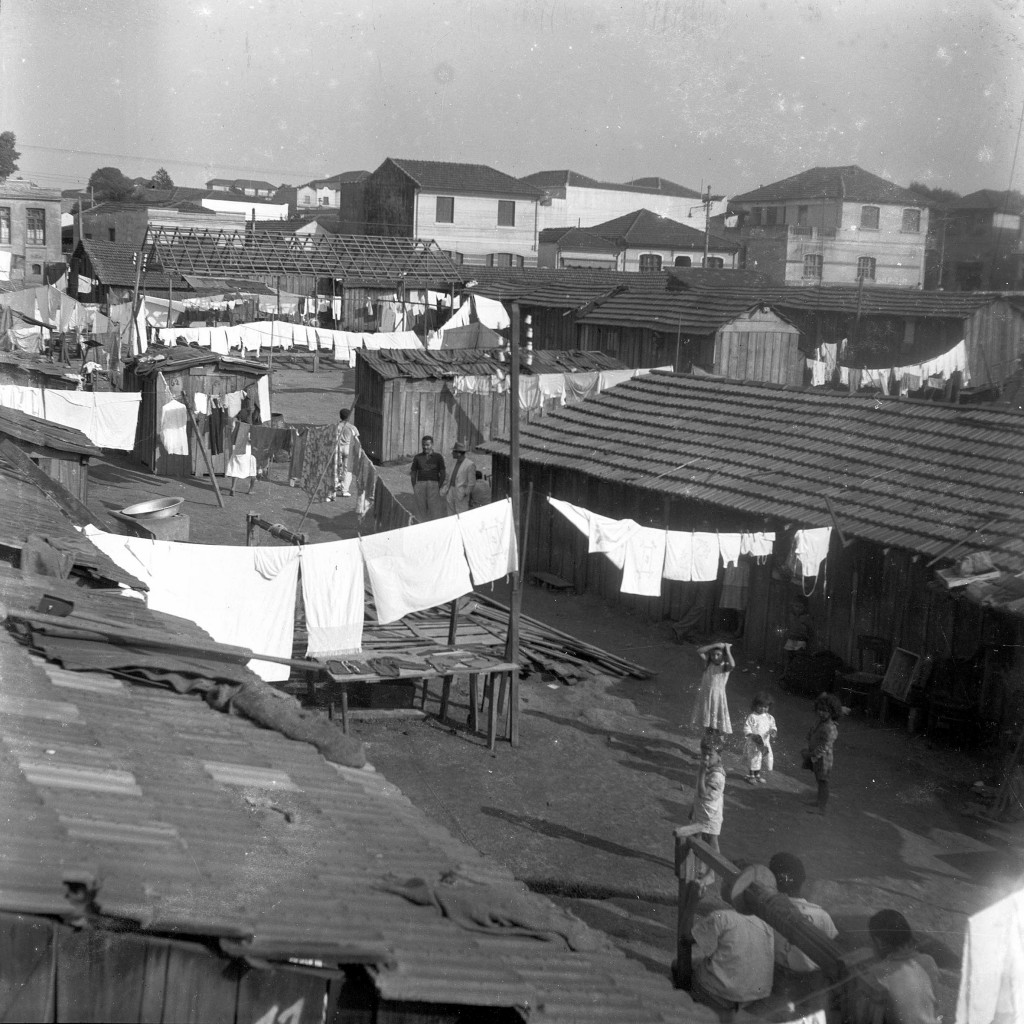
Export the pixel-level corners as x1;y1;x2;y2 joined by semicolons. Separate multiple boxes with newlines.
410;435;446;522
442;440;476;515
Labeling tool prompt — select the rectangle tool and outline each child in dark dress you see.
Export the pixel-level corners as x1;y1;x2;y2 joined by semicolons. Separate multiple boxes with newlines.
803;692;843;815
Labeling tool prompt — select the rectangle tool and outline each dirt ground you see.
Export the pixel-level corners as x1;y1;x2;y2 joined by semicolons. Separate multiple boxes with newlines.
85;361;1024;1019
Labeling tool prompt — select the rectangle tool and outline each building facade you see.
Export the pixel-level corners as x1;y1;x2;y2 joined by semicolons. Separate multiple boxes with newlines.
726;165;928;288
0;181;63;285
939;190;1024;291
363;158;543;266
539;208;738;271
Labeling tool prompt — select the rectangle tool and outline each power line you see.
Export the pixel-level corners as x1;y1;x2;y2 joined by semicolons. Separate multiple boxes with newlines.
19;143;328;185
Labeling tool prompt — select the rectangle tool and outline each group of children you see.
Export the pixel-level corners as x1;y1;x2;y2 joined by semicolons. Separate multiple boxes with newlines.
685;641;939;1021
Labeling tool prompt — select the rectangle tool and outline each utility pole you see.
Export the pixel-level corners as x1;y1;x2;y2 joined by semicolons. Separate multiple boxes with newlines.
702;186;712;268
506;302;522;672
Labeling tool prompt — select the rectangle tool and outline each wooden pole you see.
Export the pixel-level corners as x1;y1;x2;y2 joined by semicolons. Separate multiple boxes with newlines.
702;186;712;268
128;246;144;358
506;302;522;666
184;401;225;510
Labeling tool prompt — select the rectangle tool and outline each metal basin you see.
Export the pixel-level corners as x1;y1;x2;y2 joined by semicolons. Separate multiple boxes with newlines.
120;497;185;520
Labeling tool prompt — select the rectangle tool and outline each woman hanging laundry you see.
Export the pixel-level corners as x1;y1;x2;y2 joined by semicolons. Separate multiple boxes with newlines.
227;395;258;496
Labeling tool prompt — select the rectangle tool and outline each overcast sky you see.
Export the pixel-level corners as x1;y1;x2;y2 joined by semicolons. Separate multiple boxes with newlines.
3;0;1023;197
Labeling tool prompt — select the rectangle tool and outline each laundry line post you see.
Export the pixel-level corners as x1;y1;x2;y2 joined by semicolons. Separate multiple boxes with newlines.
184;401;225;510
503;301;522;747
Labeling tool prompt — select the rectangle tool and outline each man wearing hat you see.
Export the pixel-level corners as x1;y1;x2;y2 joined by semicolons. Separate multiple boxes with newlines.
442;440;476;515
768;852;839;1011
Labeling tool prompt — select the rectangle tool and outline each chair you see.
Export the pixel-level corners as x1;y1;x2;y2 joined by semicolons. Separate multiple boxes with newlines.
835;635;890;717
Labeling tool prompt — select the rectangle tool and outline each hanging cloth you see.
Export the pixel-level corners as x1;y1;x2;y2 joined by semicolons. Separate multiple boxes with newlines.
620;527;667;596
300;538;365;656
456;499;518;585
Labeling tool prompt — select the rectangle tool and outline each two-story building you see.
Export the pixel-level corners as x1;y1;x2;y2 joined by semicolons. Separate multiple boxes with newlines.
205;178;277;198
539;208;739;271
726;165;929;288
523;170;728;236
0;181;63;285
362;158;544;266
293;170;368;232
939;189;1024;291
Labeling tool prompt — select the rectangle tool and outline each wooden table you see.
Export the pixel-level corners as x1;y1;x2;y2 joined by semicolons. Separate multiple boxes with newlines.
313;654;519;749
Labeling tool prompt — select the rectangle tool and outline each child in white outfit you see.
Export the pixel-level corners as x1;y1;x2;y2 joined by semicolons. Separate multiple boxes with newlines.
743;692;777;784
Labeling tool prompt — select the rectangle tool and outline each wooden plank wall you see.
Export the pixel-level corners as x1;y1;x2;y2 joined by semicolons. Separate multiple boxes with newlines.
528;305;579;352
715;328;803;384
965;299;1024;388
498;457;1010;700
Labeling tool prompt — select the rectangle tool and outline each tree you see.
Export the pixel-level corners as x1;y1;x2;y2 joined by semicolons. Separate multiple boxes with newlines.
150;167;174;189
908;181;961;209
86;166;135;202
0;131;19;181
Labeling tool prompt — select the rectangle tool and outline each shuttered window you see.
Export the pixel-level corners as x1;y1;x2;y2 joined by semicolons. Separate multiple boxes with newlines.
436;196;454;224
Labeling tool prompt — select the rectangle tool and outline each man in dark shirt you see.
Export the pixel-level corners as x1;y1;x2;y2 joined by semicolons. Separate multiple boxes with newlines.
409;435;446;521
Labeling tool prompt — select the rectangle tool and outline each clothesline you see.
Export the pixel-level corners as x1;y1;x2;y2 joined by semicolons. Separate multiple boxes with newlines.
83;498;518;683
807;338;970;393
548;497;829;596
0;384;141;450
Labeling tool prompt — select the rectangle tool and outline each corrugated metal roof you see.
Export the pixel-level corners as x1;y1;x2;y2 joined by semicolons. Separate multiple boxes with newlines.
357;348;625;381
0;581;706;1022
0;406;100;457
126;345;268;378
483;372;1024;570
577;289;775;335
731;165;924;205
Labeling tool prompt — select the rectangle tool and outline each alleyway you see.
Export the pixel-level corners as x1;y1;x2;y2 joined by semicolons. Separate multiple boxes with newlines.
83;361;1024;1020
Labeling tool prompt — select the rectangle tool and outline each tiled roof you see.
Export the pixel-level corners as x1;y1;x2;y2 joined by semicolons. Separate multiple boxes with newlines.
309;170;370;187
207;178;277;191
520;170;604;189
76;239;174;289
731;165;923;206
952;189;1024;215
0;573;706;1022
357;348;625;381
538;226;618;251
576;288;775;335
384;159;544;199
585;209;738;251
623;177;705;199
484;373;1024;569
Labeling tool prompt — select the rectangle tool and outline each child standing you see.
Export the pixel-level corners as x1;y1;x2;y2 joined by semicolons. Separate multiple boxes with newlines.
743;692;777;784
690;733;727;854
803;692;843;815
691;641;735;738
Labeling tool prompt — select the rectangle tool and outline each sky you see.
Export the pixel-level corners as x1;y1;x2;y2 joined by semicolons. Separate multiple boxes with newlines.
2;0;1023;198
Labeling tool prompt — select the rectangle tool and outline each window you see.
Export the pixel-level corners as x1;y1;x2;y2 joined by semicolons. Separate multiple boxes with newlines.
302;193;311;205
436;196;454;223
108;227;116;242
750;207;763;226
485;252;524;268
497;200;515;227
320;196;331;206
797;205;809;227
638;253;662;272
766;207;778;226
30;263;42;276
857;256;876;281
803;253;823;279
442;250;464;265
26;208;45;245
860;205;880;229
674;255;692;267
702;256;724;268
0;207;9;244
901;209;921;233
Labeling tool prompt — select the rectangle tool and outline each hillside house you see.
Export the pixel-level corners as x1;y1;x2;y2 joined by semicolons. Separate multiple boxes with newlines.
726;165;929;288
940;189;1024;291
539;209;738;272
363;158;544;267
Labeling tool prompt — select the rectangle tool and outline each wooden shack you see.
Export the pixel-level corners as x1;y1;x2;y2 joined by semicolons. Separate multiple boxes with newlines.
0;353;82;392
0;406;100;504
123;346;270;477
486;373;1024;734
354;348;626;463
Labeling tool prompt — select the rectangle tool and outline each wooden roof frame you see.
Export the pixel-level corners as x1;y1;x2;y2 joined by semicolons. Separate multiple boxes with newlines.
144;227;462;284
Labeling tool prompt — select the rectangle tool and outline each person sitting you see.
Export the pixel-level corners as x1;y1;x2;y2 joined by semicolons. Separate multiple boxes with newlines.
690;866;775;1012
768;852;839;1011
863;909;940;1024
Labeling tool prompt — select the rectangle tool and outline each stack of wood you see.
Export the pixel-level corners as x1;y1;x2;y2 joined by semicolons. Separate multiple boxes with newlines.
352;592;652;685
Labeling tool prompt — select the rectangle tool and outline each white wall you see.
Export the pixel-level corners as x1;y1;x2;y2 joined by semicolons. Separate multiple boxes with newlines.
538;187;728;233
413;191;538;263
201;197;290;220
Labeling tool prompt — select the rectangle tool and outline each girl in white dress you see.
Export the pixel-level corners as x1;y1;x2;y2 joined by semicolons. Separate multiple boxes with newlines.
743;692;778;784
691;641;735;737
